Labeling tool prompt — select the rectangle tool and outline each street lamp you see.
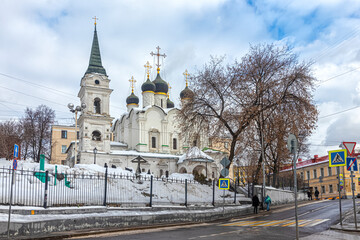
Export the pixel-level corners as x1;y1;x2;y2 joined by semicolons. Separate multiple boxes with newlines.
93;147;97;165
68;102;86;165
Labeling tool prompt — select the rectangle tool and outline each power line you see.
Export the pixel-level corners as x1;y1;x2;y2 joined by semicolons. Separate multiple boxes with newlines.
318;105;360;119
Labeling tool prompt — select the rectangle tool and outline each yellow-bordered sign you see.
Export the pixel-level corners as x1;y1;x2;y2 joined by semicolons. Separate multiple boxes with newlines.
219;178;230;190
328;149;347;167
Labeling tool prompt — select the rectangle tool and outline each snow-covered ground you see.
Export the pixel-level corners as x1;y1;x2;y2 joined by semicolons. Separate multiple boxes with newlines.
0;159;234;207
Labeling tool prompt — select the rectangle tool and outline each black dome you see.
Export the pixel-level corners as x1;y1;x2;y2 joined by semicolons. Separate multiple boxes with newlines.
180;86;194;100
126;93;139;105
141;78;156;92
153;74;168;94
167;98;174;108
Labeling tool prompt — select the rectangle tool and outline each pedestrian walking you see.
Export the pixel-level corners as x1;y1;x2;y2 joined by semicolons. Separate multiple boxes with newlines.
265;195;271;211
252;195;260;214
314;189;319;200
307;191;312;200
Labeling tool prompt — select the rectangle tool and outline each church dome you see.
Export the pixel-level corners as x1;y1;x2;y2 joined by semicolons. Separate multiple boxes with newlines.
167;98;174;108
141;78;156;92
180;86;194;100
126;93;139;105
153;74;168;94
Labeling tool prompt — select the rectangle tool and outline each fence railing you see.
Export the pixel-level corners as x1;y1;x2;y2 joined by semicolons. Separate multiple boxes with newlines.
0;167;237;208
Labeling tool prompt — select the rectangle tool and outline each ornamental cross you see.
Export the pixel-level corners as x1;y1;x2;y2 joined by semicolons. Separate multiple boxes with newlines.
150;46;166;73
183;69;190;87
144;61;152;79
92;16;99;25
129;76;136;93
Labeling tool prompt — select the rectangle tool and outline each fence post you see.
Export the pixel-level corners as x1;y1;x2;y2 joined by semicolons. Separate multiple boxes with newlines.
233;180;237;204
185;179;188;207
43;171;49;208
103;163;108;206
150;175;153;207
212;179;215;206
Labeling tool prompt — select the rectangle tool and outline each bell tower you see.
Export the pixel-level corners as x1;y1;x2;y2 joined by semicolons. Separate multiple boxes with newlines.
77;18;114;164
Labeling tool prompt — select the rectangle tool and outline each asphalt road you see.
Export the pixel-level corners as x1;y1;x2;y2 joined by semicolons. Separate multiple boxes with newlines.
68;199;359;240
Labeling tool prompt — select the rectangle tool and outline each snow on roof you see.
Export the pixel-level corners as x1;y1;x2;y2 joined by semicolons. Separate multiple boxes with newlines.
110;141;127;147
178;147;214;164
110;150;179;159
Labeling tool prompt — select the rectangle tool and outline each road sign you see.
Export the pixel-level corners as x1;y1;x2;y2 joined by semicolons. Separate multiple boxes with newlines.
220;157;231;168
219;178;230;190
220;168;229;177
12;159;17;171
287;134;298;154
13;144;19;159
343;142;356;156
328;149;347;167
347;157;358;171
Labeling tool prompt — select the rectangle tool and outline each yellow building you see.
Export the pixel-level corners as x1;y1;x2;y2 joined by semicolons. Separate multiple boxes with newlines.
281;154;360;199
50;125;78;165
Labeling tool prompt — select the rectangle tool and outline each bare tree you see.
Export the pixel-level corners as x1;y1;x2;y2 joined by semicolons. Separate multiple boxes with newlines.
0;120;22;160
179;44;318;178
21;105;55;162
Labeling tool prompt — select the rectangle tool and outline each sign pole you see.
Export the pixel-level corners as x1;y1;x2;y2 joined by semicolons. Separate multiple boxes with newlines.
293;152;299;240
351;171;357;229
7;168;15;239
223;189;225;215
338;172;343;226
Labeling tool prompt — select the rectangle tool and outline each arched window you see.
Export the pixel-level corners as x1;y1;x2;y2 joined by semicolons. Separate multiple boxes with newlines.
173;138;177;150
94;98;101;114
151;137;156;148
160;169;163;177
161;99;163;108
92;131;101;141
95;80;100;85
165;171;169;178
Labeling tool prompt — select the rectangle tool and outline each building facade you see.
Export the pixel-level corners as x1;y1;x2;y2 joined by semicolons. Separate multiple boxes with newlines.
50;125;78;165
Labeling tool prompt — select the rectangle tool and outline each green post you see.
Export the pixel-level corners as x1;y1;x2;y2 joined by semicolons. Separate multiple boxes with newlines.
54;165;57;186
40;154;45;171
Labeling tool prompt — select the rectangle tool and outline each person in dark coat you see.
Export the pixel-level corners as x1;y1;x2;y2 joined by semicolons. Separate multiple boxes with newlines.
307;191;312;200
314;189;319;200
252;195;260;214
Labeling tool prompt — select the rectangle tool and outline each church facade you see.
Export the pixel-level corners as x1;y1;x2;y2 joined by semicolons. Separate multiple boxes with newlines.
66;24;224;179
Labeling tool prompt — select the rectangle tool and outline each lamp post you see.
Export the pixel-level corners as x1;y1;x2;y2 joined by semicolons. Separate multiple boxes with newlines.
93;147;97;165
67;102;86;165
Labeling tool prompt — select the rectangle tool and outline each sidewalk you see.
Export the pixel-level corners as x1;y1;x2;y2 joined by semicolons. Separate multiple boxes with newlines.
300;230;360;240
0;204;252;239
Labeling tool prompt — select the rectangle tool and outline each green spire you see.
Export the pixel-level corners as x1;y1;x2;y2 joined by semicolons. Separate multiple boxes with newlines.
85;25;107;75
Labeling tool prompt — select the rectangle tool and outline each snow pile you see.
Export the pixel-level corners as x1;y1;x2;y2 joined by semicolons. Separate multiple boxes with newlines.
178;147;214;164
168;173;194;181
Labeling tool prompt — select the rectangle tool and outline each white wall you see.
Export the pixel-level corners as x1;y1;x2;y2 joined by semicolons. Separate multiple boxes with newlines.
254;185;307;205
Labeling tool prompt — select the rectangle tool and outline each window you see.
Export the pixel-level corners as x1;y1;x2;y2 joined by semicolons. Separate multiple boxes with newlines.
160;169;163;177
300;172;304;180
320;168;324;177
336;167;340;175
94;98;101;114
95;80;100;85
92;131;101;141
224;142;229;149
328;167;332;176
151;137;156;148
321;186;325;194
161;99;163;108
61;160;66;165
77;131;80;140
165;171;169;178
313;169;317;179
193;140;197;147
61;145;67;153
306;171;310;180
142;168;145;172
61;130;67;139
173;138;177;150
329;185;333;193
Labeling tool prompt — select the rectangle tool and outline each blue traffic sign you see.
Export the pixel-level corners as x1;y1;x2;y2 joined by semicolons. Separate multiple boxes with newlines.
346;157;358;171
328;149;347;167
13;144;19;158
13;159;17;170
219;178;230;190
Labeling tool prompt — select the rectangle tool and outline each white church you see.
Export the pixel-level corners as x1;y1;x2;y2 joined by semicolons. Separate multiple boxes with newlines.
66;23;225;179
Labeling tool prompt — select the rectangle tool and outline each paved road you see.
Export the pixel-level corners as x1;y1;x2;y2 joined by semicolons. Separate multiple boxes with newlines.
69;199;359;240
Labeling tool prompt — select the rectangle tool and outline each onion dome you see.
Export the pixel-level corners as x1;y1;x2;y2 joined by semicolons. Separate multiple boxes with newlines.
126;93;139;105
153;74;168;94
141;78;156;92
167;98;174;108
180;86;194;100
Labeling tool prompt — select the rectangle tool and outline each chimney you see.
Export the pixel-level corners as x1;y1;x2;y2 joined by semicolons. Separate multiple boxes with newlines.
298;158;302;162
314;155;318;159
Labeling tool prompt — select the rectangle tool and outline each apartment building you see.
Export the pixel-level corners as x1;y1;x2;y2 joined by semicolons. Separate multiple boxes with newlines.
50;125;78;165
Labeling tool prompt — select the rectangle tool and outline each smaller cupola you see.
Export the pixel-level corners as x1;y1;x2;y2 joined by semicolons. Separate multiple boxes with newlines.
126;76;139;111
180;70;194;100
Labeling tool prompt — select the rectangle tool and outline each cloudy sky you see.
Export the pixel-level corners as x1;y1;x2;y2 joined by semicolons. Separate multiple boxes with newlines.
1;0;360;158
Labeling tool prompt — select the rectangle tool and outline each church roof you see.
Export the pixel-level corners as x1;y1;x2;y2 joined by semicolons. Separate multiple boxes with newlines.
126;92;139;105
141;78;156;92
153;73;168;94
180;86;194;100
85;25;107;76
167;98;174;108
178;146;214;164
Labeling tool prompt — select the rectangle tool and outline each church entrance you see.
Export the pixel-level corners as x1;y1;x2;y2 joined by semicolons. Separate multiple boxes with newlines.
179;167;187;173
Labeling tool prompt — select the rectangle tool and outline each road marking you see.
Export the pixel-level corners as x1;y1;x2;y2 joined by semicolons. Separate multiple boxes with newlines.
298;219;316;227
307;219;329;226
259;220;289;226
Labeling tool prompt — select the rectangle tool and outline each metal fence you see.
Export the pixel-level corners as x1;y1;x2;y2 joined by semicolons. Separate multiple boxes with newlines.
0;167;235;208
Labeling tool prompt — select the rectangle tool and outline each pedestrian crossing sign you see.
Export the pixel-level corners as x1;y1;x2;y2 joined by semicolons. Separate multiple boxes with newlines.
219;178;230;190
328;149;347;167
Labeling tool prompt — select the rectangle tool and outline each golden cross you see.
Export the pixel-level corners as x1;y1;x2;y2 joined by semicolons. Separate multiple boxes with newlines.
92;16;99;25
167;83;172;98
129;76;136;93
150;46;166;73
144;61;152;79
183;70;190;87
